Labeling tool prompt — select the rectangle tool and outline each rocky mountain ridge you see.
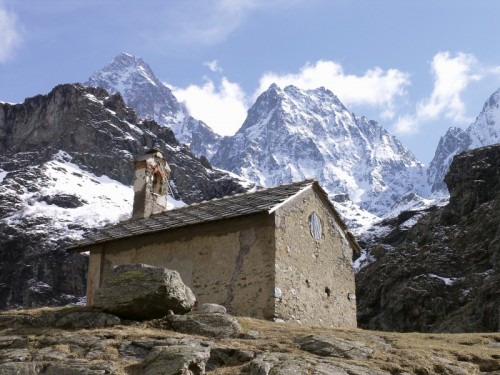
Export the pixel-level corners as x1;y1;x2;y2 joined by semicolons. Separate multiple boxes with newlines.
88;54;434;230
87;54;500;230
427;88;500;193
0;83;250;309
356;144;500;332
211;84;429;228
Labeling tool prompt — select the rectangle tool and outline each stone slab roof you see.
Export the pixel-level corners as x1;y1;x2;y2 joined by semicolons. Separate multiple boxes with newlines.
69;179;324;250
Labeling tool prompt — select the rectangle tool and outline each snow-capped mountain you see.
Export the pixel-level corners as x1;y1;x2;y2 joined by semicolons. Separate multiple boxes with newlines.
87;53;221;158
428;88;500;192
212;84;429;227
0;83;250;309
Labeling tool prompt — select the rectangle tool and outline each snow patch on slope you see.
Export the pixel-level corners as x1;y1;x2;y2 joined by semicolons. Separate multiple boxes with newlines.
2;151;186;243
0;169;7;184
3;151;133;241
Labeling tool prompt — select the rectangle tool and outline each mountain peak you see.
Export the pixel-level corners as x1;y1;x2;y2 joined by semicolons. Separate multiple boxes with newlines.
427;86;500;192
86;54;221;158
212;82;426;226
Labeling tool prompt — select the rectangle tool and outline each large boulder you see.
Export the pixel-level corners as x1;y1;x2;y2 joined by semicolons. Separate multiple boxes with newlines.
94;263;196;320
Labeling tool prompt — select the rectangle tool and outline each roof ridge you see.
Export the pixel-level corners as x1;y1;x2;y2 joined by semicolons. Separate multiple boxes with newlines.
68;178;319;250
158;178;317;215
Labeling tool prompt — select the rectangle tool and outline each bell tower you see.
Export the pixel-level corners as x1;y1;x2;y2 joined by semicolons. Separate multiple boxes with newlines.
132;149;171;219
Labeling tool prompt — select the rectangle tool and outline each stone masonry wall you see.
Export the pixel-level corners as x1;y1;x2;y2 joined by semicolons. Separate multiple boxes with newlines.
87;214;276;319
273;189;357;327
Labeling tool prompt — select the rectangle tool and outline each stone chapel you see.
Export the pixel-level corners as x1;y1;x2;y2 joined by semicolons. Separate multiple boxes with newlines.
70;150;359;327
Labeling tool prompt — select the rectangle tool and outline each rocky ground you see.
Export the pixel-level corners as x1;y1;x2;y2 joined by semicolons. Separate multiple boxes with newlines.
0;306;499;375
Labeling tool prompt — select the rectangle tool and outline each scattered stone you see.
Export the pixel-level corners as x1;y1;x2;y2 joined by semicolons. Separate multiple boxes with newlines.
206;345;255;371
141;345;210;375
189;303;226;315
0;314;35;329
94;263;196;320
488;342;500;349
0;362;41;375
248;353;309;375
0;335;29;349
249;352;390;375
166;313;241;338
242;330;260;340
33;346;71;361
295;335;373;360
41;360;117;375
0;348;30;363
54;311;121;329
0;309;121;329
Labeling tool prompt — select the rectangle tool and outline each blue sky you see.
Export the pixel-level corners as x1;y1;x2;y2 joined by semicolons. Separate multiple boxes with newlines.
1;0;500;163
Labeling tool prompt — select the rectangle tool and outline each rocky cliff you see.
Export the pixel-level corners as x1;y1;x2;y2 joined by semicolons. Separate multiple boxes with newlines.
0;83;250;309
356;144;500;332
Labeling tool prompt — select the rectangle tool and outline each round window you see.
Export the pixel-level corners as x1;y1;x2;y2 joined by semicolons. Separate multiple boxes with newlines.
309;212;322;240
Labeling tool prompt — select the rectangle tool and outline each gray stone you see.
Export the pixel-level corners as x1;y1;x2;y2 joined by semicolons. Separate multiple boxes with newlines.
0;314;34;329
166;313;241;338
248;353;316;375
0;362;40;375
249;352;390;375
0;335;29;349
295;335;373;360
54;311;121;329
0;348;30;363
242;330;260;339
85;339;119;361
142;345;210;375
206;345;255;371
33;346;71;361
42;360;117;375
190;303;226;315
94;263;196;320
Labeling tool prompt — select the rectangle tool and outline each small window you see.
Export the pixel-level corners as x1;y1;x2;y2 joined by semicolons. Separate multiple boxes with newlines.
309;212;322;240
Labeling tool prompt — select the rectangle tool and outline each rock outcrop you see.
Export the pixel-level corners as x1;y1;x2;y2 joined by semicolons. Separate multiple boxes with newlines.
94;264;196;320
165;312;241;339
1;306;498;374
356;144;500;332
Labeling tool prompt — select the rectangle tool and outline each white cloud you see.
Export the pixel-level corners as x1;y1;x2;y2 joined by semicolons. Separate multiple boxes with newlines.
256;60;410;120
417;52;481;122
173;77;248;136
0;3;22;62
394;51;499;135
204;60;223;73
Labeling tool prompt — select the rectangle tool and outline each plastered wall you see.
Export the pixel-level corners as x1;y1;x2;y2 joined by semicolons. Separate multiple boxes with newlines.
273;189;357;327
87;214;277;319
